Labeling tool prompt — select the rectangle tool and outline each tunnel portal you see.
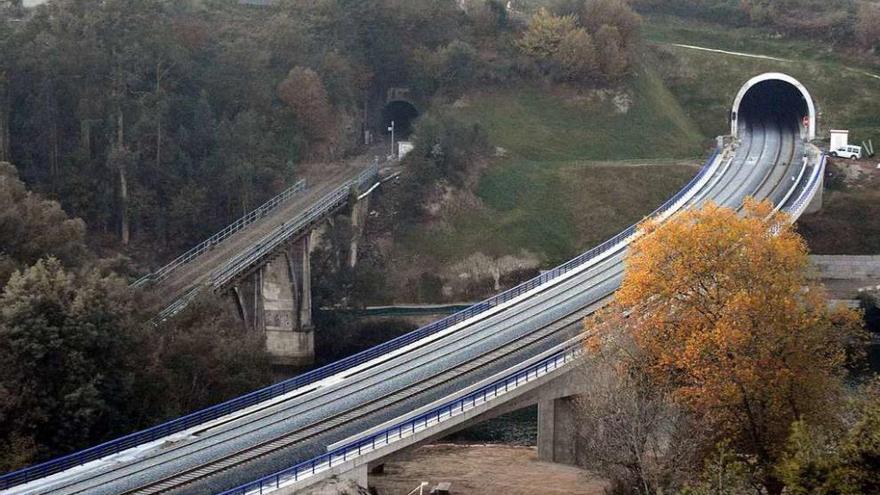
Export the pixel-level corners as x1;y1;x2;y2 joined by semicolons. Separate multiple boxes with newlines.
731;73;816;140
382;100;420;139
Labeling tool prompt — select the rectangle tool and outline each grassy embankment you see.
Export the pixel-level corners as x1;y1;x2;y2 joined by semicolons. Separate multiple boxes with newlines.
390;67;706;290
643;15;880;253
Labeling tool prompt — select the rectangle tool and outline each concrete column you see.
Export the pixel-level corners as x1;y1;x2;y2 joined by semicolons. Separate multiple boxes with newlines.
281;465;369;495
231;270;262;333
349;195;370;269
234;233;316;366
261;252;313;366
537;397;578;465
289;232;314;329
343;464;369;488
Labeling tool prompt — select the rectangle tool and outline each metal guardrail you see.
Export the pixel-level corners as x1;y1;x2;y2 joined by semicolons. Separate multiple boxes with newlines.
326;304;476;318
156;286;205;322
215;343;583;495
0;149;718;490
210;164;380;289
785;155;825;219
131;179;307;289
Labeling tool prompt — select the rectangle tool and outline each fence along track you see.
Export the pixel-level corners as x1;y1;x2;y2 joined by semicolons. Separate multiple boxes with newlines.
119;289;614;495
132;180;307;289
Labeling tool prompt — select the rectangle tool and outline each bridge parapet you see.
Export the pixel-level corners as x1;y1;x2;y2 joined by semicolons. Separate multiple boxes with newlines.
210;163;378;290
0;148;719;492
214;340;585;495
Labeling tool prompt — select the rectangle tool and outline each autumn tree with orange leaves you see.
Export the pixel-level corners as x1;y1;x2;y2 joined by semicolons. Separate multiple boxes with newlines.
584;199;865;494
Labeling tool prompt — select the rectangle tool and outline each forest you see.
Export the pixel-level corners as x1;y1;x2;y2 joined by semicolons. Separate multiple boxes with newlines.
0;0;641;266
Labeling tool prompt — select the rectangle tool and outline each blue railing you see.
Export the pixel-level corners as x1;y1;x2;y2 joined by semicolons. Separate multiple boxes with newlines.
0;148;720;490
215;343;583;495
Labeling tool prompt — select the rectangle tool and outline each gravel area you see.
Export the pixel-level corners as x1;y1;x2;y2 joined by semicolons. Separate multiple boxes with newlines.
370;444;607;495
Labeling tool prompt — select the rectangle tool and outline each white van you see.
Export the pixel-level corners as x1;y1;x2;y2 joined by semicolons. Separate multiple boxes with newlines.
830;145;862;160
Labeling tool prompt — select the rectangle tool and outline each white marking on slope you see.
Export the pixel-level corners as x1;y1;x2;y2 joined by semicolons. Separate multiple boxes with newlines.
666;43;793;62
664;43;880;81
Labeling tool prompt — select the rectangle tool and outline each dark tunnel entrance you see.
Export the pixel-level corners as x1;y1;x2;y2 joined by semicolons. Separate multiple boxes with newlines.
731;73;816;140
738;80;808;130
382;100;420;139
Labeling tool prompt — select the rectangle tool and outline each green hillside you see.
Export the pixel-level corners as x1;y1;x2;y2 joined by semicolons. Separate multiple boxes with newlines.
645;15;880;143
391;66;706;275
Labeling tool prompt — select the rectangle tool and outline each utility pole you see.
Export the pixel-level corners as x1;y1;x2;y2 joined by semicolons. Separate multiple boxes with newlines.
388;120;395;160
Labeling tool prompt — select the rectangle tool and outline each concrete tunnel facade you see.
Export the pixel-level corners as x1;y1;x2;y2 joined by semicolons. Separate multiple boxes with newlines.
731;72;816;140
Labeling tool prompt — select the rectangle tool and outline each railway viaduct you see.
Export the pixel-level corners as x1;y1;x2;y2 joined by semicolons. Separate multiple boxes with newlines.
132;161;382;366
0;73;829;495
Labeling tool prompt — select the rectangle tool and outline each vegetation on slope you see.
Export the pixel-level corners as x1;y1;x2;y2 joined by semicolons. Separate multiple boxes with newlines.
645;15;880;142
582;200;870;494
798;161;880;254
448;70;703;264
0;163;273;471
368;64;706;304
641;14;880;253
633;0;880;52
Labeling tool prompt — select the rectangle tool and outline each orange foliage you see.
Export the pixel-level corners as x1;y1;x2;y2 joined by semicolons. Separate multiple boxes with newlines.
585;199;865;470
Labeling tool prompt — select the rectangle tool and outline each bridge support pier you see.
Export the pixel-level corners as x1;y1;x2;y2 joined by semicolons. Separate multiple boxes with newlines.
235;232;315;367
349;194;370;269
537;396;579;465
284;465;369;495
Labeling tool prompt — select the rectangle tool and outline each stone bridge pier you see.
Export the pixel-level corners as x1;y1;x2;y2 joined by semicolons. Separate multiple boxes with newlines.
231;193;372;366
233;231;316;367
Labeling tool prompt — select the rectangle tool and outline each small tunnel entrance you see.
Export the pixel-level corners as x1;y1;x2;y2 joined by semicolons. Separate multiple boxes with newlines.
382;100;420;139
731;73;816;139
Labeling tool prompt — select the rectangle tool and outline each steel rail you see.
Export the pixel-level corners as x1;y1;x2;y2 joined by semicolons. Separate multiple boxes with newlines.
65;142;736;495
216;342;585;495
6;123;816;495
57;251;623;495
151;164;381;321
112;283;618;495
10;124;815;493
209;164;380;290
